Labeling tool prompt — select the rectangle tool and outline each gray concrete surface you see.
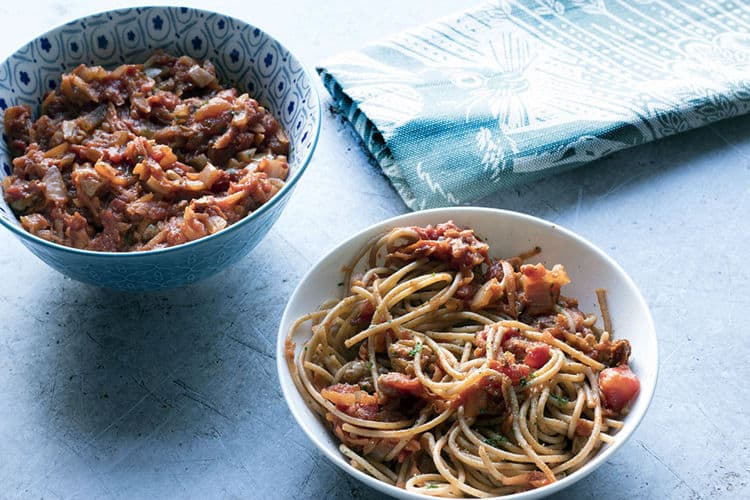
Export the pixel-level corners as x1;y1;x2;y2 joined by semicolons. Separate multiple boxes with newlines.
0;1;748;499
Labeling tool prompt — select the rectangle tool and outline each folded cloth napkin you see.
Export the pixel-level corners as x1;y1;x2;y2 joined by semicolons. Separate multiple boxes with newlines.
318;0;750;209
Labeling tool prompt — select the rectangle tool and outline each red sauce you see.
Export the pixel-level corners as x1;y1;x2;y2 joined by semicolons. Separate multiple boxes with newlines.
2;51;289;251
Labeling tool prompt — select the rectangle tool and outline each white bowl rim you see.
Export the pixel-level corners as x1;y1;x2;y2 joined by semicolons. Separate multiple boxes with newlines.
276;206;658;500
0;5;322;258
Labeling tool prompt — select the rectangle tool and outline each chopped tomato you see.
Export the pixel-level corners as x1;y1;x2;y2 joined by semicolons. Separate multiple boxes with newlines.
321;383;379;420
350;300;375;327
474;328;489;355
575;419;593;437
503;337;529;361
284;338;296;359
592;339;631;367
503;335;549;369
474;325;520;357
455;282;478;302
451;373;506;417
528;471;552;489
485;258;505;282
393;221;489;271
500;327;521;347
519;263;570;315
378;372;424;399
599;364;640;413
489;358;531;386
524;343;551;369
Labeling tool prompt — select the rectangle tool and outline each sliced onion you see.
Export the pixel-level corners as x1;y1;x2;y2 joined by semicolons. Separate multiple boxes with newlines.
95;160;129;186
226;158;244;170
113;130;131;145
20;213;50;233
144;67;166;79
187;65;215;88
157;148;178;168
173;104;189;119
165;170;182;182
198;164;220;189
43;142;70;158
77;65;107;81
256;156;289;180
62;121;79;141
145;176;170;195
77;105;107;132
64;74;98;102
206;215;227;234
231;110;249;128
75;167;105;197
193;97;231;121
236;148;257;163
213;128;234;149
42;166;68;203
132;95;151;114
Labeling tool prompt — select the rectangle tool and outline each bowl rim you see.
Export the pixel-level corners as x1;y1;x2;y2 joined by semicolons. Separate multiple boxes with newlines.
0;5;322;257
276;206;658;500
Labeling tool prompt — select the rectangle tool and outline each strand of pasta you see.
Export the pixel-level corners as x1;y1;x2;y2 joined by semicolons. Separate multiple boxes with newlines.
344;272;463;348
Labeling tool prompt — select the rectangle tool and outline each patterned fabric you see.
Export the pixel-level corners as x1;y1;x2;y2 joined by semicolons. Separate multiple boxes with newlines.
319;0;750;209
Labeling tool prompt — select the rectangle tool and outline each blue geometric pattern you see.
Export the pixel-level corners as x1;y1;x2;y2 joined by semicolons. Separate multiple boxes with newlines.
318;0;750;209
0;6;321;290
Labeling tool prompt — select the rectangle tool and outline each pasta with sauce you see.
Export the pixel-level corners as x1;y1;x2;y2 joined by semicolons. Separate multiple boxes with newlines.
286;221;640;497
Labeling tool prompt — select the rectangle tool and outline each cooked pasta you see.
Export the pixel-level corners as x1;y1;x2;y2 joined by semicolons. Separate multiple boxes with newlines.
285;221;640;497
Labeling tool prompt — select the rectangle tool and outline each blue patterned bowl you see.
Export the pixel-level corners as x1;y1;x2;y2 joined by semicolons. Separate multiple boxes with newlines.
0;6;320;290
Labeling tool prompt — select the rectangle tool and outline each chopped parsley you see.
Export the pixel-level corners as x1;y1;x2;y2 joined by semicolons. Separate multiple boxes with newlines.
408;342;422;357
529;371;536;379
426;483;439;489
550;394;569;405
519;377;527;387
484;435;509;447
367;361;374;370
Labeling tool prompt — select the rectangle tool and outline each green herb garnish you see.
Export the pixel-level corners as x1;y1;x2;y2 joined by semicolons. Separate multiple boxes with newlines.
426;483;439;489
519;377;527;387
484;435;509;447
409;342;422;357
550;394;569;405
367;361;374;370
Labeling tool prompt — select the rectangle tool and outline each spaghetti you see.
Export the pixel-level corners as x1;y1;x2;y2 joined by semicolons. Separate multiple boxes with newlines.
286;221;640;497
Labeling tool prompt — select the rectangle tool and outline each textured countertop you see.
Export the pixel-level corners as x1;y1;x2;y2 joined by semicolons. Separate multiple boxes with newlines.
1;1;748;499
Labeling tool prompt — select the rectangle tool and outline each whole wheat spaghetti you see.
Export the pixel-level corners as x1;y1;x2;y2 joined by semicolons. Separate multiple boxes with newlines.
286;221;640;497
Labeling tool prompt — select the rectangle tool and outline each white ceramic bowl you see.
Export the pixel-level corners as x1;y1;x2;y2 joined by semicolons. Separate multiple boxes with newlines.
276;207;658;499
